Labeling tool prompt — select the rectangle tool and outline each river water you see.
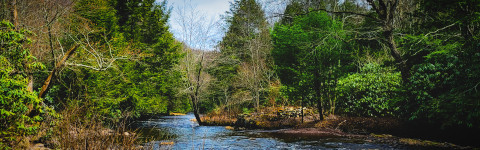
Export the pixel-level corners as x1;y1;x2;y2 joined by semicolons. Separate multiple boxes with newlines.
133;113;404;150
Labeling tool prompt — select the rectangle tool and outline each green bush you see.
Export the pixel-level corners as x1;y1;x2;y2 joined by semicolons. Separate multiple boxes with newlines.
0;21;48;148
336;63;401;117
406;42;480;128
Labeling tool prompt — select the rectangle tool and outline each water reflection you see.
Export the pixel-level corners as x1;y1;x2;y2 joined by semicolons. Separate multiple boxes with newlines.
132;113;402;150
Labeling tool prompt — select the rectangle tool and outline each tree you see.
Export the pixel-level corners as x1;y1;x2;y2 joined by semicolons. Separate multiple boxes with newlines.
38;45;78;98
173;0;220;124
114;0;182;117
185;50;208;125
398;0;480;128
363;0;409;81
218;0;272;109
220;0;269;61
272;11;352;120
288;0;415;82
50;0;184;118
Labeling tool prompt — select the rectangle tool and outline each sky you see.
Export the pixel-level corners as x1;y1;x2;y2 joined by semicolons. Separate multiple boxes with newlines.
155;0;357;50
168;0;230;21
156;0;288;50
159;0;232;50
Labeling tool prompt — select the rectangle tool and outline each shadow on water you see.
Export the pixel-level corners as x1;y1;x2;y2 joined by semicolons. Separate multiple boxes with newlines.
132;113;406;150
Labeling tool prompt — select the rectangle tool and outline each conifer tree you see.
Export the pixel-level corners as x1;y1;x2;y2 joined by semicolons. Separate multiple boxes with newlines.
215;0;272;109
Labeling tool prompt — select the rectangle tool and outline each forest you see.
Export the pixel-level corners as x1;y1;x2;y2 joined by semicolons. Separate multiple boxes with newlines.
1;0;479;149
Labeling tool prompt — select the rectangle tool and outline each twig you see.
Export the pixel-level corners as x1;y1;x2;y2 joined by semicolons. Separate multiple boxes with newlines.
336;120;347;130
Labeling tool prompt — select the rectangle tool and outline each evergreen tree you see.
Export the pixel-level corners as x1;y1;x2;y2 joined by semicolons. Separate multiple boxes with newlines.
220;0;269;62
272;11;353;120
54;0;185;118
213;0;272;109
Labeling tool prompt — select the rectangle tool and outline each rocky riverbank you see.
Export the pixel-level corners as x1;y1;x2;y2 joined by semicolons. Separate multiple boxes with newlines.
201;106;317;129
200;106;474;149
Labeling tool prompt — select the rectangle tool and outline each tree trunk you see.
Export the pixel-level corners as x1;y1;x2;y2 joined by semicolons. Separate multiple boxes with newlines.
11;0;33;93
191;52;205;125
224;88;229;114
255;87;260;109
316;89;323;120
385;29;409;82
48;25;56;67
10;0;18;29
301;96;304;123
331;79;338;115
191;94;203;125
365;0;410;82
38;45;78;98
314;57;324;120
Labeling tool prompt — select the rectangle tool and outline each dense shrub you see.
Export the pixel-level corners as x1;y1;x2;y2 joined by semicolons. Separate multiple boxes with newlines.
0;21;49;148
336;63;401;117
405;38;480;128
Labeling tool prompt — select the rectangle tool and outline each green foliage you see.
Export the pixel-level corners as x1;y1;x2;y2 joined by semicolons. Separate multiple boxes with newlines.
270;0;480;131
403;34;480;128
207;0;271;112
220;0;268;61
74;0;119;35
0;21;48;148
215;0;269;82
0;57;40;147
0;21;43;72
396;0;480;128
115;0;170;44
272;11;353;113
336;63;402;117
417;0;480;41
386;0;480;129
242;107;255;114
49;0;187;120
119;0;184;116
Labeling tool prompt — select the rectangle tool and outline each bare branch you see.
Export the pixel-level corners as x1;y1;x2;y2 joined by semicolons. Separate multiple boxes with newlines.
425;22;457;37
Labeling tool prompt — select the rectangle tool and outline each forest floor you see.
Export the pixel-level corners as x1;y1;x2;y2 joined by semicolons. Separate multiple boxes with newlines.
200;106;474;149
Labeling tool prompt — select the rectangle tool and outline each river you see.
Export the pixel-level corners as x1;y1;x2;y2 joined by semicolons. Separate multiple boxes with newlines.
133;113;405;150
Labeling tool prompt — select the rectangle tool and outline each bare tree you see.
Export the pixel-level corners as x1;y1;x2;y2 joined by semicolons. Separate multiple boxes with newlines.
40;0;74;66
259;0;288;25
174;0;220;125
235;28;271;109
5;0;76;96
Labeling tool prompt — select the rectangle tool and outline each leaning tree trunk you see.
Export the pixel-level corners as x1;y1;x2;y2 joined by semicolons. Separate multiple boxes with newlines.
385;28;409;82
191;52;205;125
366;0;410;82
191;95;203;125
38;45;78;98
